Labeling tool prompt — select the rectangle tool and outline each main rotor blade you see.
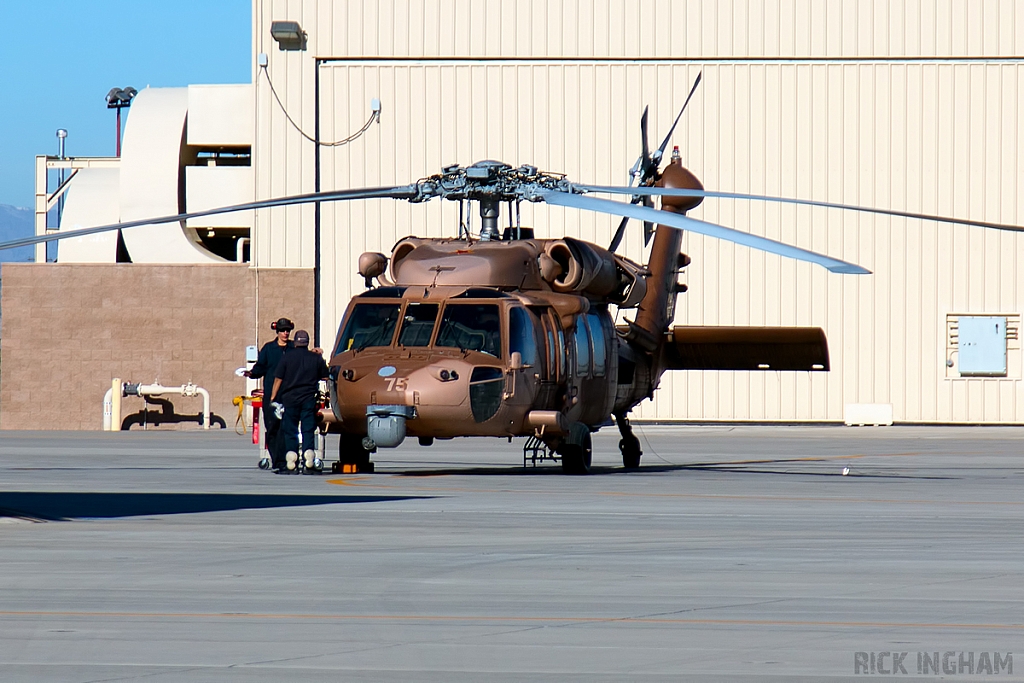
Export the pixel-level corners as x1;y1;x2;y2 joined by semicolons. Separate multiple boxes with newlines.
540;191;870;275
654;70;702;163
0;185;420;252
577;185;1024;234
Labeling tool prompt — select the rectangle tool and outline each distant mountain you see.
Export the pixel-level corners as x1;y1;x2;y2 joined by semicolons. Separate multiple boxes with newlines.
0;205;34;264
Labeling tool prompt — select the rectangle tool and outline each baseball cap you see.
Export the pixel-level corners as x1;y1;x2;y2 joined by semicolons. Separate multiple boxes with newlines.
272;317;294;332
294;330;310;346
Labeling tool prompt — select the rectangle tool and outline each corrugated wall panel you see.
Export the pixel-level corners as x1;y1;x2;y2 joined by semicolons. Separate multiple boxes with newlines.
254;0;1024;422
257;0;1024;60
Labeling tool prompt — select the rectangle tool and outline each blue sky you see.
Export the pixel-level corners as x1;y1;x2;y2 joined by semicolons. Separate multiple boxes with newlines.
0;1;251;209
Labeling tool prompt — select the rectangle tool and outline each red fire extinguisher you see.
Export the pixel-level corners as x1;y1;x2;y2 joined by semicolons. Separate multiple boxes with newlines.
251;392;262;446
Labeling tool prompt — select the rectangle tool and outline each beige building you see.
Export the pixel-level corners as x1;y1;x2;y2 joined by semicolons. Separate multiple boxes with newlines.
252;0;1024;424
3;0;1023;428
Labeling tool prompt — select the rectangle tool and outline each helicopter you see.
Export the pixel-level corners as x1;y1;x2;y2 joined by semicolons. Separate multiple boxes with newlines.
5;85;1022;473
319;153;852;475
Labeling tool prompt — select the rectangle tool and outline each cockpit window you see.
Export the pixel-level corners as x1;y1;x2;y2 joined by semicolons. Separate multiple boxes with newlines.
336;303;401;353
397;303;439;347
436;303;502;357
509;307;540;368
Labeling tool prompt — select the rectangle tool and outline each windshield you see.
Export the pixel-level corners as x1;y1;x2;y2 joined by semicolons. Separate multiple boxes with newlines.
336;303;401;353
436;303;502;357
397;303;439;347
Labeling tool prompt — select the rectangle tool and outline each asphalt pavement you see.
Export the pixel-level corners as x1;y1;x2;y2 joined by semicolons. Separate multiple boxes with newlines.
1;425;1022;681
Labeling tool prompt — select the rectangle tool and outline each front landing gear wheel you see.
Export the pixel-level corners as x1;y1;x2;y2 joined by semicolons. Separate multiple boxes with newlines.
620;436;642;469
258;457;272;470
560;424;593;475
334;433;374;473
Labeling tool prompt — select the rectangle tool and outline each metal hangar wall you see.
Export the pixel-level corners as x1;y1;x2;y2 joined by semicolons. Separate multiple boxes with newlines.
252;0;1024;423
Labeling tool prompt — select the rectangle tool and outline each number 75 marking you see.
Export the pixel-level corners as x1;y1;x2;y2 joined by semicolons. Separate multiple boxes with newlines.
384;377;408;392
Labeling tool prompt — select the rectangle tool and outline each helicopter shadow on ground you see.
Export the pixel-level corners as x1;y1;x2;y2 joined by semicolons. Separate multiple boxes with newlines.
397;459;951;479
637;462;953;480
0;491;433;522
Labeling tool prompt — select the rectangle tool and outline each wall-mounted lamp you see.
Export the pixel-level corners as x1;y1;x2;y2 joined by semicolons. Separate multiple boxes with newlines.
270;21;306;50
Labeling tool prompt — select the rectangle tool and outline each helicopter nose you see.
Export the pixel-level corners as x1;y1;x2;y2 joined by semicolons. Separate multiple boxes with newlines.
363;365;503;446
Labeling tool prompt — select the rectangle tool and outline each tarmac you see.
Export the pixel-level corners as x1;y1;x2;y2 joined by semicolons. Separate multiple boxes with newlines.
0;425;1022;682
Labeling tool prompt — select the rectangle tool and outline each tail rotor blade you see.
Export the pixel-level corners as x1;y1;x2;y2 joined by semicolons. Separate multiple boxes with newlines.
608;215;630;252
611;105;655;252
654;71;702;164
640;106;650;162
642;195;655;246
614;74;702;252
639;106;656;177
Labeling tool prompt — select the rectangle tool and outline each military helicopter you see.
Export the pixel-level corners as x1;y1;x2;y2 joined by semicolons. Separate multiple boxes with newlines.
6;84;1021;473
320;151;855;475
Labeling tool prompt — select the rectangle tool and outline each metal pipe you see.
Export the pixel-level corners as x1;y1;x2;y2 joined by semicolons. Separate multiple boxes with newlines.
313;58;322;349
122;382;212;430
110;377;122;431
56;129;68;228
103;388;113;431
195;387;211;429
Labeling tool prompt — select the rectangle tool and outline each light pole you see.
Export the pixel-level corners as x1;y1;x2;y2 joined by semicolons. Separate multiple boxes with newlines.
55;129;68;228
105;87;137;156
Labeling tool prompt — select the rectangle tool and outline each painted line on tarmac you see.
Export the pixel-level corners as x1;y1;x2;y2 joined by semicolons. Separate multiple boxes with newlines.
0;610;1021;630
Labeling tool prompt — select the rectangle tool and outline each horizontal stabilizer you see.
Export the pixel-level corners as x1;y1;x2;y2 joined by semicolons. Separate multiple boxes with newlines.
666;326;830;371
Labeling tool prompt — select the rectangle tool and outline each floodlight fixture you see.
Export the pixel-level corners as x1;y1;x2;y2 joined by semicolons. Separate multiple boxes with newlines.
270;21;306;50
106;86;137;109
106;86;137;156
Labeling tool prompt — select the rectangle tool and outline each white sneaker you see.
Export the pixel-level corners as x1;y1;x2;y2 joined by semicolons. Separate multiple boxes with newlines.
285;451;298;471
303;450;316;469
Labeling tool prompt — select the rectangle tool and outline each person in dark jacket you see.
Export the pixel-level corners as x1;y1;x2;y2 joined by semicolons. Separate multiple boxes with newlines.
244;317;295;470
270;329;329;473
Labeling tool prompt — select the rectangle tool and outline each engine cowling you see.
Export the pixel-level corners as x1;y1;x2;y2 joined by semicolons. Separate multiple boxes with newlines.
541;237;647;306
544;237;618;296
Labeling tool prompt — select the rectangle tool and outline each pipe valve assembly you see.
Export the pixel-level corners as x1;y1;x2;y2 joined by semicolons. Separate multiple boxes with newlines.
103;379;211;431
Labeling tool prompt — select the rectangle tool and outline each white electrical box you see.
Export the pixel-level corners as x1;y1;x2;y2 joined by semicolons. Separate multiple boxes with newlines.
958;316;1007;377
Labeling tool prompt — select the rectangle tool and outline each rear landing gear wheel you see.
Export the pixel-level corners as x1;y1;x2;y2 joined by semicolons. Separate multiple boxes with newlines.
620;436;642;469
560;424;593;475
614;413;642;470
258;457;272;470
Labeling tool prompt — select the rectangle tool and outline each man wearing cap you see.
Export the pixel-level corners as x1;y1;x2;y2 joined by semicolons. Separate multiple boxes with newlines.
270;330;330;473
244;317;295;470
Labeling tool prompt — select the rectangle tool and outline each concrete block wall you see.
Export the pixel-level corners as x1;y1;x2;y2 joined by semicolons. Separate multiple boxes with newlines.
0;263;313;430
